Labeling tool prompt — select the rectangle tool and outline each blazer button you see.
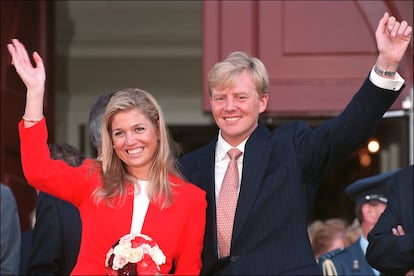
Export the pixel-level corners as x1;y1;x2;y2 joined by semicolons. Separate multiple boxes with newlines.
230;256;239;262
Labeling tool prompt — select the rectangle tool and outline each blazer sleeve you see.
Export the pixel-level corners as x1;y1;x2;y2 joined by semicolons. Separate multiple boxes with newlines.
296;76;402;180
27;192;63;275
18;119;97;207
0;184;21;276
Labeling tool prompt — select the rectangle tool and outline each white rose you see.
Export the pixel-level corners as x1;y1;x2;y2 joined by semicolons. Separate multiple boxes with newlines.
140;243;152;254
138;233;152;241
112;255;128;270
114;242;130;257
120;234;134;242
150;245;166;265
127;247;144;263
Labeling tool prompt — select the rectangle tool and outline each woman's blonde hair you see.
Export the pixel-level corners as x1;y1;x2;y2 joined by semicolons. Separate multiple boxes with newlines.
93;88;180;209
207;51;269;97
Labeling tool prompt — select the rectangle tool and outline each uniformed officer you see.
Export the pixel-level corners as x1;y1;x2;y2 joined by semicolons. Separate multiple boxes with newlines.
366;165;414;275
318;170;396;276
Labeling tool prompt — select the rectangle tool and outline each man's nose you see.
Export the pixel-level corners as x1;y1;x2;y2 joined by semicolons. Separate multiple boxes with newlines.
225;98;236;110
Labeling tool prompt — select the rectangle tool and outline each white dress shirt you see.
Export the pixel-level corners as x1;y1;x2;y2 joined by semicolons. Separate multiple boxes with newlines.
369;66;404;91
214;132;248;199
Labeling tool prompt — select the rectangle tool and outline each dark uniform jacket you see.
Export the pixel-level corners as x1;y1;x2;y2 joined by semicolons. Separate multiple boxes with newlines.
319;239;376;276
366;165;414;275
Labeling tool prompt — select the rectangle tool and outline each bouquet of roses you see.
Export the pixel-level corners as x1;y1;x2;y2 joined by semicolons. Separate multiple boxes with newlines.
105;233;166;275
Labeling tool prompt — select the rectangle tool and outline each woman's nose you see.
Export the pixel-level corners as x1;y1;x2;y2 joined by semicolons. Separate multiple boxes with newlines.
125;132;136;145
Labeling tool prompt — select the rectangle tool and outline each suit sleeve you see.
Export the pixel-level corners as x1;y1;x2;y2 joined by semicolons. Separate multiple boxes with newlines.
296;76;402;181
27;193;63;275
366;175;414;275
0;185;21;276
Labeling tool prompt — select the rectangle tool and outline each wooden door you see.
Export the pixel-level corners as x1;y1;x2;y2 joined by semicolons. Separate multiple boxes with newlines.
202;0;413;117
1;1;55;231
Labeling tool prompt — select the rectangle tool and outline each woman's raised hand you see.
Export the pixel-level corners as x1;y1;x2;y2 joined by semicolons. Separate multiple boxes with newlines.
8;39;46;126
7;39;45;93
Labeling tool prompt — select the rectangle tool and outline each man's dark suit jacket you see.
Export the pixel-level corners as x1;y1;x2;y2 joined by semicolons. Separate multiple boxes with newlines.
367;165;414;275
178;76;402;275
27;192;81;275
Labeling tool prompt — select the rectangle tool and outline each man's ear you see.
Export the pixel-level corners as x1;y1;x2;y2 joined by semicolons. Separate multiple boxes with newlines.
259;93;268;113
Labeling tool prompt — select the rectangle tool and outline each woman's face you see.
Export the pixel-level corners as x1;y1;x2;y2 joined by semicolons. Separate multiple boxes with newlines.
111;108;159;180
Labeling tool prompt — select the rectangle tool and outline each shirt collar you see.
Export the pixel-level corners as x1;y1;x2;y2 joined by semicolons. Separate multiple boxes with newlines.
216;130;247;161
359;235;369;254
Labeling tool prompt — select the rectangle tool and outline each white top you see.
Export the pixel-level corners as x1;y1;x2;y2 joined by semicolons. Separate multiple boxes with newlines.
129;179;150;234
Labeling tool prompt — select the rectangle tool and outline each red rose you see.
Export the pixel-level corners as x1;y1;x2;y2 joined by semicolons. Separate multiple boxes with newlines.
137;254;158;275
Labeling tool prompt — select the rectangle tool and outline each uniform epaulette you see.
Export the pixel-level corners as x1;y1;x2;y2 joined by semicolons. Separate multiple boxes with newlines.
318;247;345;262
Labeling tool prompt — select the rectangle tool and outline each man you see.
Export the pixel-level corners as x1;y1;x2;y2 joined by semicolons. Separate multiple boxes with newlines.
26;93;112;275
87;92;114;157
178;13;412;274
25;144;84;275
0;183;21;276
366;165;414;275
319;171;395;275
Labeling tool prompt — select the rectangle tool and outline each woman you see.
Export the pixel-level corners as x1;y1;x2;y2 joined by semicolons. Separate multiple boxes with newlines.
308;218;351;261
8;39;206;275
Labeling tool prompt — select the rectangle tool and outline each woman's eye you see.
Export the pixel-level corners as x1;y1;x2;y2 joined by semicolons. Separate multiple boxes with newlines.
135;127;145;133
113;131;123;137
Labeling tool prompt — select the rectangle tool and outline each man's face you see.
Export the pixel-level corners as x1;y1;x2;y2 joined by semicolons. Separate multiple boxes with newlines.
363;201;387;229
371;202;387;223
209;70;268;146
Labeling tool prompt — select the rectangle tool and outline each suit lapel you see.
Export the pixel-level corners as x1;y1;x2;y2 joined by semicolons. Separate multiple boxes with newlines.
232;123;273;245
192;141;220;251
194;141;217;208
